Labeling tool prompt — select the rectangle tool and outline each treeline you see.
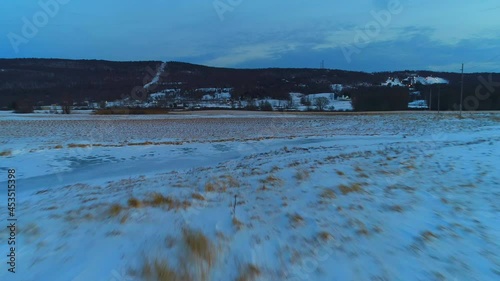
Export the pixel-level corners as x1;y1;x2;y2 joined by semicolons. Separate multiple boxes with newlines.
1;59;499;112
347;73;500;111
160;62;387;101
347;86;409;111
0;58;162;109
414;73;500;111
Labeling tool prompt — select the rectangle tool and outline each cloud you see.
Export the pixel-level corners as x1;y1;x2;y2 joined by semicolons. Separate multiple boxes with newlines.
204;42;298;67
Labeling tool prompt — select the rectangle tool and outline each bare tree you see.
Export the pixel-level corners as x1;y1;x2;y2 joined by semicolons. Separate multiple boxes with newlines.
60;94;73;114
315;97;329;111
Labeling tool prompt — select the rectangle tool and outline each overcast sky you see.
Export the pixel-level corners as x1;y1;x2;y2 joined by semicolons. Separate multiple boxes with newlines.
1;0;499;72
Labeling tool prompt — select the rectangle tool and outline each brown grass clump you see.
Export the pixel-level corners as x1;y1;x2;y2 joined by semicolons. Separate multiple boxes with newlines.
54;145;63;149
260;175;284;187
191;193;205;201
142;258;183;281
294;169;310;181
221;175;240;188
120;214;129;224
421;231;438;241
146;193;191;210
232;217;244;230
390;205;403;212
320;188;337;200
204;182;216;192
204;177;234;192
150;193;173;207
141;229;218;280
338;183;364;195
270;166;281;173
290;213;304;227
236;264;261;281
128;198;141;208
68;143;91;148
0;150;12;157
335;170;345;176
358;172;369;178
318;231;332;241
182;229;215;266
109;204;122;217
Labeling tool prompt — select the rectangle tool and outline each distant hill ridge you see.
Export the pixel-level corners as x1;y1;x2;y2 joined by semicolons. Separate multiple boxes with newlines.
0;58;498;110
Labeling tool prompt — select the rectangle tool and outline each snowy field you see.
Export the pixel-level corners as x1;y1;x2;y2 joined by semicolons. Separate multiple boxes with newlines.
0;111;499;281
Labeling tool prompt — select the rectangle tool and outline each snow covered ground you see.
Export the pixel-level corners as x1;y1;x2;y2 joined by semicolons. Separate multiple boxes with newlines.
1;111;499;281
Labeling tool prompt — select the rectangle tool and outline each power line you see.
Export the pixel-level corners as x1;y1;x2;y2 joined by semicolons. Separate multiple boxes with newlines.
463;53;500;72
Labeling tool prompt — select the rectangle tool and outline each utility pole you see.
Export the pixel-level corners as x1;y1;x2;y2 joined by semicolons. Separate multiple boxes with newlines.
460;63;464;117
429;88;432;111
438;84;441;115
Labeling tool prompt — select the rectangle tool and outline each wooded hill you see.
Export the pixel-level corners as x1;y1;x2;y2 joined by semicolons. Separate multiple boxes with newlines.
1;59;498;111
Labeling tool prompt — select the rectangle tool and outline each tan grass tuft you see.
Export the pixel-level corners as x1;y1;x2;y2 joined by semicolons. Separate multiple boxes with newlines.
260;175;284;187
109;204;123;217
320;188;337;200
128;198;141;208
0;150;12;157
182;228;215;266
338;183;364;195
191;193;205;201
236;264;261;281
294;169;310;181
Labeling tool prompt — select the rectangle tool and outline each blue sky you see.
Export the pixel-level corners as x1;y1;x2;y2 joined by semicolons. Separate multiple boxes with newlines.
1;0;499;72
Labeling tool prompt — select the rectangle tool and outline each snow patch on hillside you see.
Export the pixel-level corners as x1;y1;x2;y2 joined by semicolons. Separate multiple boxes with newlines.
144;62;167;89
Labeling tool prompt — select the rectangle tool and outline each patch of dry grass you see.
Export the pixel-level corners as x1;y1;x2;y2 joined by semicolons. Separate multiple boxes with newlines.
149;193;173;207
270;166;281;173
142;258;183;281
204;176;237;192
421;231;438;241
0;150;12;157
318;231;332;241
108;204;123;217
182;228;215;266
294;169;310;181
389;205;403;212
290;213;304;227
139;229;217;281
338;183;364;195
191;193;205;201
145;193;191;210
220;175;240;188
68;143;91;148
128;198;141;208
259;175;284;187
204;182;216;192
120;214;129;224
320;188;337;200
236;264;261;281
232;217;244;230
